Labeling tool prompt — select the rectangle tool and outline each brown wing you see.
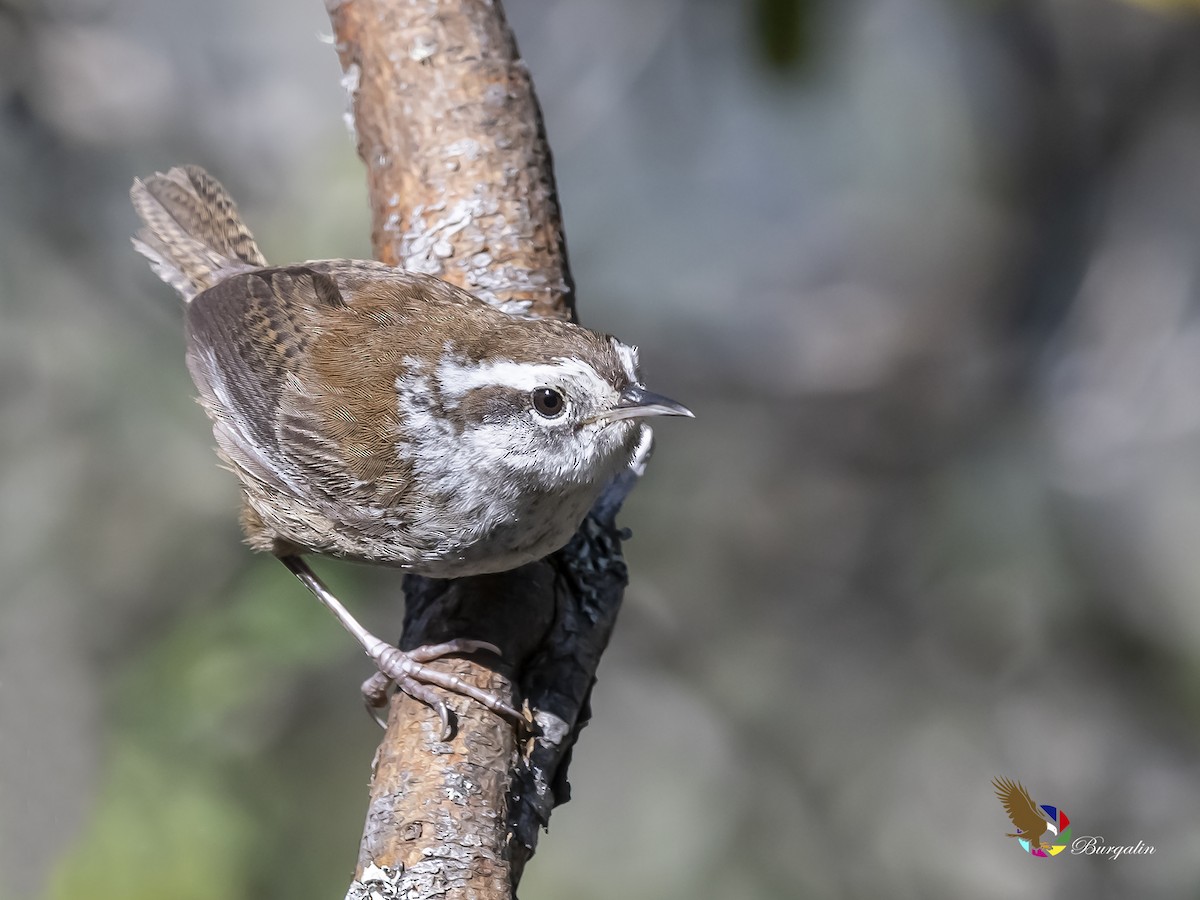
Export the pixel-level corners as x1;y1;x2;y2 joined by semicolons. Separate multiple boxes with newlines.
184;264;437;521
992;777;1047;836
186;266;358;502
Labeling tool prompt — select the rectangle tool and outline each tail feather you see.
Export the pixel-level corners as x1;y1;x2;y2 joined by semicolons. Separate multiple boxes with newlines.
130;165;267;301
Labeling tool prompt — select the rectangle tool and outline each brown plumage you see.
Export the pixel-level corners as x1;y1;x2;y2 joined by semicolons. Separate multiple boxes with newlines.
992;777;1053;850
132;167;646;570
129;165;692;730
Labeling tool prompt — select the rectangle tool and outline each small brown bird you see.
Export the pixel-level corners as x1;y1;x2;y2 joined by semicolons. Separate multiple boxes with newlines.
131;165;692;731
992;777;1055;852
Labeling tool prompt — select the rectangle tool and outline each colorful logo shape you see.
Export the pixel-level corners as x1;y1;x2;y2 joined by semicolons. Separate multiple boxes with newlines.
992;777;1072;858
1017;803;1071;857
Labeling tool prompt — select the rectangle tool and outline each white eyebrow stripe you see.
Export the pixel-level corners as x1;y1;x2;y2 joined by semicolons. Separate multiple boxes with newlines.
612;340;640;382
436;355;606;397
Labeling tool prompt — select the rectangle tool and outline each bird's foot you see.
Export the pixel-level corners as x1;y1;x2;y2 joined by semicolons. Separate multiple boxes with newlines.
360;637;522;739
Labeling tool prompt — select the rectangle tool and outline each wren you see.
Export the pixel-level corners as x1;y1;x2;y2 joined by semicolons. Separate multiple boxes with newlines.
130;165;692;732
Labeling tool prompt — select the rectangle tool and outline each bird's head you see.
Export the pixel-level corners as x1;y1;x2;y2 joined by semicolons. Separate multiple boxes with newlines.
397;318;692;495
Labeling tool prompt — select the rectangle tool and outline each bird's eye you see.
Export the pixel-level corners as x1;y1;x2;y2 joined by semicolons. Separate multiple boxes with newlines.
531;387;566;418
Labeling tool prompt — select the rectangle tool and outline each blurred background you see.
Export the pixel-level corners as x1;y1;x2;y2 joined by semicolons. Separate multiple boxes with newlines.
3;0;1200;897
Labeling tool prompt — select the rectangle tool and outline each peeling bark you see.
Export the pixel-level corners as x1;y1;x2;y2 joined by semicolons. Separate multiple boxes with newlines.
327;2;639;897
330;0;574;321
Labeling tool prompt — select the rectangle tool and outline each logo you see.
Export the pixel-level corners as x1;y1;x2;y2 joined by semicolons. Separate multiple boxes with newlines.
992;777;1071;858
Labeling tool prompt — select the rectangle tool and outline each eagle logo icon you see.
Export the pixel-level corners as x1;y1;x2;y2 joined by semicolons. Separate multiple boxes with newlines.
992;777;1071;857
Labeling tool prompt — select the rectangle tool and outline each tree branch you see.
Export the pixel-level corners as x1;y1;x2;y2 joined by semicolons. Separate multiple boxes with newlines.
327;1;640;896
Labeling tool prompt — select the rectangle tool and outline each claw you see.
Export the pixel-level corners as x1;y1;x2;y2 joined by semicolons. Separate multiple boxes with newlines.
363;638;521;738
364;700;389;730
361;673;392;729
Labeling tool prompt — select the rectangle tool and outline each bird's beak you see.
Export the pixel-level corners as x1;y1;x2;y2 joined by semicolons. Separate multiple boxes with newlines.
597;385;694;424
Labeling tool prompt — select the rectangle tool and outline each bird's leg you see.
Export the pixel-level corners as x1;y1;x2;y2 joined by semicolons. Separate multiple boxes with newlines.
278;554;522;738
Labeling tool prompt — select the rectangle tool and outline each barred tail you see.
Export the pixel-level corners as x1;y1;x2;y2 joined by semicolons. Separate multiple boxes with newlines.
130;165;267;301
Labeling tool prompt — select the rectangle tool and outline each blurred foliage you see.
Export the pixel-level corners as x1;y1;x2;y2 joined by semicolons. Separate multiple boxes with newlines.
753;0;817;71
5;0;1200;899
45;564;357;900
1119;0;1200;11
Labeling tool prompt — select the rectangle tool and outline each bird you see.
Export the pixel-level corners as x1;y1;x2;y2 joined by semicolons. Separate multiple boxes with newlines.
992;777;1056;852
130;165;692;734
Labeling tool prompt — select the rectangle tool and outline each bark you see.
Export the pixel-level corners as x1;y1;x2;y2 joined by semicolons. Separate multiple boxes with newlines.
327;2;640;897
328;0;574;321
